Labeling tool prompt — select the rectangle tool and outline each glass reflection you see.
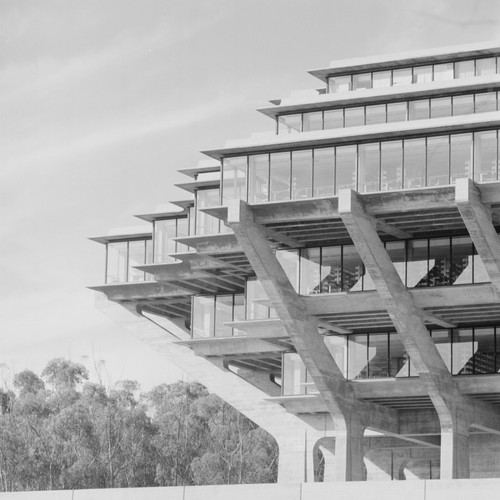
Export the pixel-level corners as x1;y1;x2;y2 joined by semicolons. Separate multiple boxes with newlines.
358;143;380;193
313;148;334;196
222;157;247;204
291;150;313;199
248;154;269;204
270;152;291;201
106;242;128;284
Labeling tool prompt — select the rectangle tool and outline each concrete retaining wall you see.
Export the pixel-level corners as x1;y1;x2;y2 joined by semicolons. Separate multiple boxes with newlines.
2;478;500;500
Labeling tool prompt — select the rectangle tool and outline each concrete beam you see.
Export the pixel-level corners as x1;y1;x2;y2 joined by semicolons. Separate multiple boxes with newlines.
338;188;472;479
456;178;500;293
227;199;399;480
95;295;331;483
376;218;412;239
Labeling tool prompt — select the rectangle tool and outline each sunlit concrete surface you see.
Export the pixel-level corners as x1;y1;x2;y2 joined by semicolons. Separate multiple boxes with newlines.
3;478;500;499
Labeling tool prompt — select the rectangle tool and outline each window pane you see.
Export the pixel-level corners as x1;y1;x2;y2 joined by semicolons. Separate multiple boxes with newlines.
432;330;452;371
196;188;220;235
433;63;454;81
291;150;313;199
215;295;234;337
246;279;276;320
192;296;215;338
404;138;426;189
386;241;406;283
344;107;364;127
430;97;452;119
128;239;145;282
303;112;323;132
387;102;407;123
358;142;380;193
390;334;409;377
300;247;321;294
335;145;357;191
452;95;474;116
282;353;307;395
451;235;473;285
455;60;475;79
320;246;342;293
276;249;299;292
372;71;391;88
324;109;344;129
475;92;497;113
248;154;269;203
343;245;364;292
188;206;196;236
176;217;189;254
352;73;372;91
222;156;247;204
365;104;386;125
313;147;335;196
452;328;474;375
474;131;498;182
428;238;450;287
270;152;291;201
473;244;489;284
369;333;389;378
392;68;412;86
381;140;403;191
427;136;450;186
407;239;428;288
277;114;301;134
409;99;430;120
413;65;433;83
106;242;128;284
474;328;496;374
325;336;347;377
476;57;496;76
348;335;368;379
328;75;351;93
154;219;176;263
232;294;245;336
450;133;473;183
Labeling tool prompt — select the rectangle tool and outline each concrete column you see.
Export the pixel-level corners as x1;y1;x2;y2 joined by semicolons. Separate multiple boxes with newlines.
226;199;398;481
455;177;500;291
333;419;366;481
338;188;472;480
440;424;470;480
95;295;326;483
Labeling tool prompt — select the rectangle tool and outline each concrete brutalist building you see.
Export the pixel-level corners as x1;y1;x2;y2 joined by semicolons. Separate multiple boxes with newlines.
91;41;500;483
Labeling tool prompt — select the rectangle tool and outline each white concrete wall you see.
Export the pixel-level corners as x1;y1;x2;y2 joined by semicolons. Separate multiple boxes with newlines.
2;478;500;500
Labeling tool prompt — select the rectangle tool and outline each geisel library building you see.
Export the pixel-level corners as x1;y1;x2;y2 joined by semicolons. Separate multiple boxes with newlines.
91;42;500;488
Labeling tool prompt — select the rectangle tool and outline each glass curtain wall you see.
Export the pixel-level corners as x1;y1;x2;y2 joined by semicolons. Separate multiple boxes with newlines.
282;326;500;394
106;238;152;283
191;294;245;338
195;188;221;235
327;56;500;94
153;217;189;263
287;235;487;295
222;129;500;203
276;90;500;135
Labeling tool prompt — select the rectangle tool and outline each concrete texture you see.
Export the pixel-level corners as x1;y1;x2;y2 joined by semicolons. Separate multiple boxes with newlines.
8;477;500;499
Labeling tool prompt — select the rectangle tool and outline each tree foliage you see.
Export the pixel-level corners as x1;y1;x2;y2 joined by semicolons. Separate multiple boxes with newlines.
0;360;278;491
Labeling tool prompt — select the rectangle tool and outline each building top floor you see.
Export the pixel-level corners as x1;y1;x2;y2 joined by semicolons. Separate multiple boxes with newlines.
308;40;500;83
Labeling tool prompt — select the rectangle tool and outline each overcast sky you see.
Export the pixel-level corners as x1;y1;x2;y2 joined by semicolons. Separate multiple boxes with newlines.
1;0;499;390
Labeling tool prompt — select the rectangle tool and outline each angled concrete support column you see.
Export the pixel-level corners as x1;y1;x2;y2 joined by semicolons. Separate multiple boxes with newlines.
95;295;326;483
338;189;472;479
226;199;397;481
455;177;500;292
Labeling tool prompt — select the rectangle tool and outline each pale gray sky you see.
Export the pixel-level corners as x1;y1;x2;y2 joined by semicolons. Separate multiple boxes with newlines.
1;0;499;389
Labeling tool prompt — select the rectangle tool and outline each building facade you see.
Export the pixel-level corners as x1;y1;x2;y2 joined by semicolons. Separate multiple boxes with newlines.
91;42;500;482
